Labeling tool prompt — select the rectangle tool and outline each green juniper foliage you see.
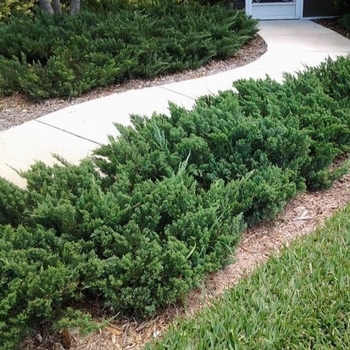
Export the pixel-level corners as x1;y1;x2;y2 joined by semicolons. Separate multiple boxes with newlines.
333;0;350;15
1;55;350;349
0;0;258;100
147;202;350;349
234;57;350;189
339;13;350;32
0;159;244;349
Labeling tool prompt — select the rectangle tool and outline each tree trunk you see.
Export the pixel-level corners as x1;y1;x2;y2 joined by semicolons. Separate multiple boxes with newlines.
39;0;54;15
70;0;81;15
52;0;62;15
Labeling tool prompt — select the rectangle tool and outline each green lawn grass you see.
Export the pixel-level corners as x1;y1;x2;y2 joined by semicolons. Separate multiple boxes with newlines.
147;202;350;349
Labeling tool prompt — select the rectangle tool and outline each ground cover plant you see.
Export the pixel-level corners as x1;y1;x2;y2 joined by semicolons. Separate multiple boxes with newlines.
1;55;350;349
0;0;258;100
334;0;350;16
339;13;350;32
0;0;35;19
147;197;350;349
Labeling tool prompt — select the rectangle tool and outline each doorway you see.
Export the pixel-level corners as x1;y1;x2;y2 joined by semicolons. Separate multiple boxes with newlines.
246;0;302;20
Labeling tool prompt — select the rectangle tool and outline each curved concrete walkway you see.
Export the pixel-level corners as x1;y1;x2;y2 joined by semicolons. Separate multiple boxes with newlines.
1;20;350;187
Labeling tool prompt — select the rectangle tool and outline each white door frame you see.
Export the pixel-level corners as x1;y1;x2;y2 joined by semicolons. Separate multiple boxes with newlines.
246;0;303;20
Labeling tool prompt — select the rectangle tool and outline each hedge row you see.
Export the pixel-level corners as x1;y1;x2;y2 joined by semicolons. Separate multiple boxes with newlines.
1;56;350;349
147;195;350;349
0;0;258;100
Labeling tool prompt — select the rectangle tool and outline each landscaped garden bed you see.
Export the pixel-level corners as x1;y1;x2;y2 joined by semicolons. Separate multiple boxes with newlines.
147;198;350;349
0;0;258;100
1;53;350;349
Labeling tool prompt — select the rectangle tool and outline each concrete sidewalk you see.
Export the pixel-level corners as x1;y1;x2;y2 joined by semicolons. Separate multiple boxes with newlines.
1;20;350;187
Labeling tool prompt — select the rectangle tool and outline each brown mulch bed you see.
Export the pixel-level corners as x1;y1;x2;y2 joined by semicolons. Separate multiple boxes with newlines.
315;17;350;38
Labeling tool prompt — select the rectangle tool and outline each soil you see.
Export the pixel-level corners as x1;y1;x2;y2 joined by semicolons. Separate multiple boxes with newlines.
16;19;350;350
315;17;350;39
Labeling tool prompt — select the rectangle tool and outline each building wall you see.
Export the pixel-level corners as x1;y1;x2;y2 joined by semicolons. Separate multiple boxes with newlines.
234;0;245;9
303;0;335;17
234;1;335;18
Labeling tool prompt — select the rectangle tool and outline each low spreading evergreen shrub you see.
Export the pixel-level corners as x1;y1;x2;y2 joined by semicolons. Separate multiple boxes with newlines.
147;198;350;350
333;0;350;15
339;13;350;32
233;58;350;189
0;0;35;19
0;224;101;349
0;159;245;348
0;0;258;100
1;55;350;349
94;98;304;223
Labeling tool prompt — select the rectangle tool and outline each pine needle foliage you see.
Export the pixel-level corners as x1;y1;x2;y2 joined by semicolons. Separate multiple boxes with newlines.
0;0;258;100
1;55;350;348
